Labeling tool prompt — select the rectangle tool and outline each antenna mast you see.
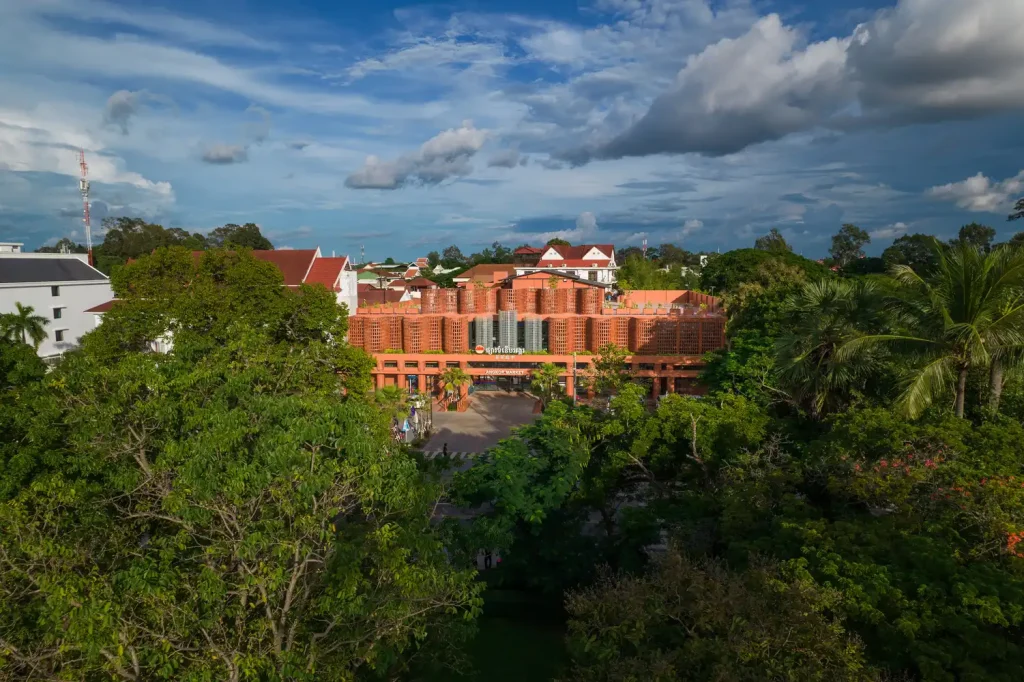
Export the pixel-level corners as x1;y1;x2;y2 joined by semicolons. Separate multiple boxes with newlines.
78;150;93;267
360;244;365;265
642;238;648;259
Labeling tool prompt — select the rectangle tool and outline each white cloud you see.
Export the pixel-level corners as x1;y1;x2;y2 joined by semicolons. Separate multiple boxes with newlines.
869;221;908;239
681;218;704;237
487;148;524;168
346;122;488;189
928;171;1024;212
572;0;1024;161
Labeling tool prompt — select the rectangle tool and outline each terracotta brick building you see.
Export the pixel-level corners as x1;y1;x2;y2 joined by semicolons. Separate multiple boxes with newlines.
347;273;726;405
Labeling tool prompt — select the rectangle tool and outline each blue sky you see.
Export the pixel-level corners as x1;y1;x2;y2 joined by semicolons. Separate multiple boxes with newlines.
1;0;1022;260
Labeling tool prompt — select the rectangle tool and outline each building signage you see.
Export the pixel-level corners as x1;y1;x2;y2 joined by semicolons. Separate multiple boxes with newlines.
474;345;525;355
481;369;531;377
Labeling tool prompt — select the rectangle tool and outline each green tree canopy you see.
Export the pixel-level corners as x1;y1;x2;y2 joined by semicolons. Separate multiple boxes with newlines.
754;227;792;253
830;224;871;267
207;222;273;250
546;238;570;246
34;237;87;254
0;248;480;681
952;222;996;252
699;249;829;294
881;233;941;273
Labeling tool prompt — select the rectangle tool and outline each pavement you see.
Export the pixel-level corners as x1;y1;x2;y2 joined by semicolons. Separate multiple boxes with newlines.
423;392;538;456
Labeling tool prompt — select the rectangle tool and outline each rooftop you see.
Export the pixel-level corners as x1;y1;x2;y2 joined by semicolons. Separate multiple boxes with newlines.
0;256;108;284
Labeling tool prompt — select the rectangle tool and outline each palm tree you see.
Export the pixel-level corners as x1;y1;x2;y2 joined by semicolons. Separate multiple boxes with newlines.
372;384;411;421
1;303;49;348
840;242;1024;418
775;279;881;419
438;366;471;405
530;362;564;409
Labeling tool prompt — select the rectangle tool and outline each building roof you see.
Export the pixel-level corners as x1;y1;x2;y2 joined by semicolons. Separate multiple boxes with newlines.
85;299;119;313
453;264;515;283
403;267;419;278
358;289;408;306
357;282;374;292
525;259;616;268
514;246;544;255
191;249;319;287
304;257;349;290
405;277;437;288
538;244;614;261
0;257;108;284
500;271;611;288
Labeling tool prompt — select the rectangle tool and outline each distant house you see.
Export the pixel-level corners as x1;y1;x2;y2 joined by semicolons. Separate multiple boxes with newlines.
452;264;516;288
358;288;412;307
0;250;113;359
520;244;617;284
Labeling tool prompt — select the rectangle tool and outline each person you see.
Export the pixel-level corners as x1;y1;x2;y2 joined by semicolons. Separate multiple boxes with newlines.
442;443;448;457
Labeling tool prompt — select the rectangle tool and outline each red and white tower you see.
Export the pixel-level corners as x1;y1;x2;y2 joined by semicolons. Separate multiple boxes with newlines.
79;149;93;267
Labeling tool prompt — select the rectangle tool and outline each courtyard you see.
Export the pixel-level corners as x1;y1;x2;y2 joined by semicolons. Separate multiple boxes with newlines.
423;392;538;456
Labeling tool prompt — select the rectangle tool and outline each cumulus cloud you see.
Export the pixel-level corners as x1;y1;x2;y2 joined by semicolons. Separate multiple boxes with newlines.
928;171;1024;212
345;121;487;189
870;221;909;239
593;15;851;159
288;141;311;151
576;211;598;234
487;148;525;168
571;0;1024;162
681;218;704;237
201;144;249;165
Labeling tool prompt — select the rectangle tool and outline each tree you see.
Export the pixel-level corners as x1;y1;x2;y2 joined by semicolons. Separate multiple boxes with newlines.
754;228;792;253
383;256;396;265
840;242;1024;418
776;279;882;419
564;549;875;682
881;233;940;273
657;243;690;266
585;343;632;396
0;303;48;348
0;339;45;390
546;238;570;246
952;222;996;252
441;245;466;269
700;249;829;294
207;222;273;250
1008;197;1024;222
0;248;479;680
439;366;471;404
426;251;441;268
34;237;87;254
616;246;643;262
617;254;688;291
830;224;870;267
531;362;564;409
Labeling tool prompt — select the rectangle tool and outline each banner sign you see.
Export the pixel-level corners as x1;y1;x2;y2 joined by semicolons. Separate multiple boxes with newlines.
475;345;524;355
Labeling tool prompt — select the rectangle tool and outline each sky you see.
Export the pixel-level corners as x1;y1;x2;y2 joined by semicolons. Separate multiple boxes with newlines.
1;0;1022;260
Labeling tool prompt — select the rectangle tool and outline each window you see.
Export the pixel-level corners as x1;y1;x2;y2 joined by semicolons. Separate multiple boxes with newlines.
588;271;598;281
51;286;60;297
425;361;439;369
52;307;62;320
446;361;461;368
404;361;418;369
383;361;398;368
54;330;65;342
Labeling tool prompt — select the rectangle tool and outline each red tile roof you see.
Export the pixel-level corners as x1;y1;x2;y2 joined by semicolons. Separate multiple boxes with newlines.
538;244;613;261
85;299;119;313
357;282;374;292
514;246;543;254
528;259;614;267
455;264;515;282
304;257;348;290
192;249;318;286
405;277;437;288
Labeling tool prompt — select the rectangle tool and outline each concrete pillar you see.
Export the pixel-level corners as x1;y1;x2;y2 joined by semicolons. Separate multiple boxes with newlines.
667;376;676;394
651;378;659;400
565;373;575;398
418;374;426;394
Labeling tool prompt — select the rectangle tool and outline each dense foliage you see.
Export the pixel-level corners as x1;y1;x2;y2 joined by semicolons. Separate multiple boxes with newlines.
0;248;480;681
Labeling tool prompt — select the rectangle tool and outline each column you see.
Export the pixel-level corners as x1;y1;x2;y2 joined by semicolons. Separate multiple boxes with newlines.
651;378;659;400
375;372;384;390
565;372;575;399
667;376;676;394
419;374;427;395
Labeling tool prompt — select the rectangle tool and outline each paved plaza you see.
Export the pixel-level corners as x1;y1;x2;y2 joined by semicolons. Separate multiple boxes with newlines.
423;392;538;456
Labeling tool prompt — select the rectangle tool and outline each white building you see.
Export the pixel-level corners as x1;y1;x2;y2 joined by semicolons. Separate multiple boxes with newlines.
0;252;113;358
512;244;618;284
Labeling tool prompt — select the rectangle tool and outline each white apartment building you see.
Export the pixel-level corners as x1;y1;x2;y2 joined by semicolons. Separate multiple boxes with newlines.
0;251;113;358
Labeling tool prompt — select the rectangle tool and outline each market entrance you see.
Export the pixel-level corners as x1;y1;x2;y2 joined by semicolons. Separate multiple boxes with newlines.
472;375;526;393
